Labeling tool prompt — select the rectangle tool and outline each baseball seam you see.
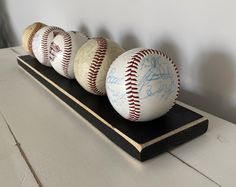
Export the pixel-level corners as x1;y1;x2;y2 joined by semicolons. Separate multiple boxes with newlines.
125;49;180;121
27;23;44;54
87;38;107;95
60;32;72;78
41;27;63;66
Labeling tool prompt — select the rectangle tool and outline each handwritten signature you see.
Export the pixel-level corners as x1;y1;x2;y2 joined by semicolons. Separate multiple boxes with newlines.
106;67;126;105
106;68;123;85
138;56;176;100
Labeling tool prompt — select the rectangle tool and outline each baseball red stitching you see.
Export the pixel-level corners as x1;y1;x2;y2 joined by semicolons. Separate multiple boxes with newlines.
87;38;107;95
60;32;73;78
41;26;64;66
28;23;44;53
125;49;180;121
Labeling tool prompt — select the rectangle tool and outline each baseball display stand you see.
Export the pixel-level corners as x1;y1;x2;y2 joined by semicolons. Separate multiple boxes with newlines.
17;55;208;162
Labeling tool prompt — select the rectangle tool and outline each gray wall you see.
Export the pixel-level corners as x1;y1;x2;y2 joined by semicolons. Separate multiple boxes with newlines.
4;0;236;123
0;0;16;48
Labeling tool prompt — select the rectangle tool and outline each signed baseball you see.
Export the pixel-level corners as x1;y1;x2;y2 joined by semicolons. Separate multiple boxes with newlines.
22;22;46;55
32;26;64;66
50;31;88;79
74;37;124;95
106;48;180;122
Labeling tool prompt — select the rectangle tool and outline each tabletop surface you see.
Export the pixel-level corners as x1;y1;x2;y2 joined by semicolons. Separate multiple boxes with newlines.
0;47;235;187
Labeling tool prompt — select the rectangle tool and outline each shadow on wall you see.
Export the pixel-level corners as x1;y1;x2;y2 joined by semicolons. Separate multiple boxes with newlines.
77;25;141;51
189;51;236;123
0;0;16;48
96;27;112;39
120;32;140;51
78;24;113;40
77;23;91;38
95;30;141;51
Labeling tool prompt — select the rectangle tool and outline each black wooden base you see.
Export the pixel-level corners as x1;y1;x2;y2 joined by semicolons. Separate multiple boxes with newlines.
17;55;208;162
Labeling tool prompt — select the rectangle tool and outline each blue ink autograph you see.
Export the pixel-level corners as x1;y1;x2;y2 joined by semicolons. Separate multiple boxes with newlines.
138;56;176;100
106;68;126;105
106;68;123;85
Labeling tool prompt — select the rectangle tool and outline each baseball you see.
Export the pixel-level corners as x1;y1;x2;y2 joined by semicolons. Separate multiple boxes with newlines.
22;22;46;55
74;37;124;95
32;26;65;66
106;48;180;122
50;31;88;79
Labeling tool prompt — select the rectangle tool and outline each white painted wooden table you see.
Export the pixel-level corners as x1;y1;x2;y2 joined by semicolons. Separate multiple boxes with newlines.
0;47;235;187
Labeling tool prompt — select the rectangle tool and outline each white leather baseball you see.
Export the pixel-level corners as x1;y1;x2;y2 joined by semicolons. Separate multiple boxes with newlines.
22;22;46;56
106;48;180;122
74;37;124;95
50;31;88;79
32;26;64;66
